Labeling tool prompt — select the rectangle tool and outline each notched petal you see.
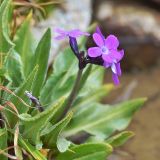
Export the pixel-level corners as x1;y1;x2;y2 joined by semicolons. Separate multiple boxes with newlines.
93;33;104;47
105;35;119;49
102;54;115;63
88;47;102;57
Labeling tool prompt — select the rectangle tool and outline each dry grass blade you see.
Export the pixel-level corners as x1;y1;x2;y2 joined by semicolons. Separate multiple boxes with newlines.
0;102;18;117
14;125;23;160
0;85;33;109
4;101;19;115
13;1;46;16
0;151;17;160
39;0;64;6
0;101;19;127
14;125;19;149
13;0;64;18
0;146;17;160
0;105;4;111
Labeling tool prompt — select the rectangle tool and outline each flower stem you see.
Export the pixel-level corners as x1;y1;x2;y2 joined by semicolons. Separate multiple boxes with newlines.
59;69;83;120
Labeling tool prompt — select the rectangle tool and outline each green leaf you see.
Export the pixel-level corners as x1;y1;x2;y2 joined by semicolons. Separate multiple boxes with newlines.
41;112;73;152
40;48;77;106
53;48;77;76
18;136;47;160
5;48;24;87
82;66;104;90
106;131;134;147
19;97;65;147
56;143;113;160
14;12;36;78
3;66;38;128
9;65;38;112
0;128;8;160
40;72;75;107
64;98;146;139
0;0;14;53
57;137;71;153
73;84;114;109
32;28;51;97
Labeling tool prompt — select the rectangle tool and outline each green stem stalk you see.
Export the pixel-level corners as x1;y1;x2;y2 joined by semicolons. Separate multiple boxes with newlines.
59;69;83;120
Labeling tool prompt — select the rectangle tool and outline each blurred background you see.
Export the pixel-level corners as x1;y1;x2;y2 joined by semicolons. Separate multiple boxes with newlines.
13;0;160;159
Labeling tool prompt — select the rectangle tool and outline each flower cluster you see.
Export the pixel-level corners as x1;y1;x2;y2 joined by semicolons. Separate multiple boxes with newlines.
55;27;124;85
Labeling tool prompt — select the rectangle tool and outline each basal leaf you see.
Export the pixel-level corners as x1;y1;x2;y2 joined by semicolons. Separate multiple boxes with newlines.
0;0;14;53
40;47;78;106
14;12;36;78
32;28;51;97
56;143;113;160
0;128;8;160
83;66;104;89
5;48;24;87
73;84;114;109
19;97;65;147
53;48;77;76
9;65;38;112
106;131;134;147
64;98;146;139
18;136;47;160
41;112;72;152
3;66;38;128
40;72;75;107
57;137;71;153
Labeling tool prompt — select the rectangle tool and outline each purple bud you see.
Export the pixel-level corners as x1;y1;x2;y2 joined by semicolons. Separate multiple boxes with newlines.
69;37;79;57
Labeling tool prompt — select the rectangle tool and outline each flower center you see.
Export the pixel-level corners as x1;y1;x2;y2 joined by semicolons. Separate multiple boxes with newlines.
101;46;109;55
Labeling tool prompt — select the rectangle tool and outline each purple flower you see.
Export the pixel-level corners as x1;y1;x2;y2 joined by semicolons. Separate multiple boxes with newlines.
88;27;124;85
54;28;90;40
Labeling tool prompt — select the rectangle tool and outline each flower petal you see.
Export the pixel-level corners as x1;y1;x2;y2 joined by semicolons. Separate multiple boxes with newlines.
109;50;123;62
88;47;102;57
119;49;124;60
105;35;119;49
102;54;114;63
54;28;66;34
69;29;90;38
112;73;120;85
115;63;122;76
103;61;111;68
54;35;66;40
93;33;104;47
96;26;105;39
